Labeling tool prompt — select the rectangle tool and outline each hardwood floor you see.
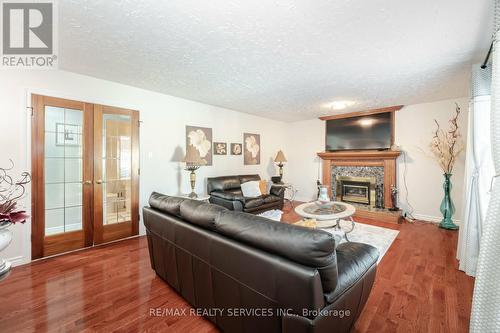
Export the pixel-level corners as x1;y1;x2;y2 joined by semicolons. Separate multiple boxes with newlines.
0;203;474;332
282;204;475;333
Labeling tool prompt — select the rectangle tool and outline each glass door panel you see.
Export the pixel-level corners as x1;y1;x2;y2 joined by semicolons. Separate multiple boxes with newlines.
44;106;83;236
31;95;94;259
102;114;132;225
93;105;139;245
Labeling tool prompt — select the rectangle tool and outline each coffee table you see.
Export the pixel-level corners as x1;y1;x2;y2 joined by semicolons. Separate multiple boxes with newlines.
294;201;356;241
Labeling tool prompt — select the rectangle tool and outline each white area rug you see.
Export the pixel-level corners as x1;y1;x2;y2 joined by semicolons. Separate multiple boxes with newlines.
323;221;399;263
257;209;283;221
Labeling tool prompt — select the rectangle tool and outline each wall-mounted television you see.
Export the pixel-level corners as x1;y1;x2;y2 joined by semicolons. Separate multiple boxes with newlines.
325;112;392;151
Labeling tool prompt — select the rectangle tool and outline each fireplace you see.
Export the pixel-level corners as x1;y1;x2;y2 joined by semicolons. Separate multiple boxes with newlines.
336;175;376;207
318;150;402;224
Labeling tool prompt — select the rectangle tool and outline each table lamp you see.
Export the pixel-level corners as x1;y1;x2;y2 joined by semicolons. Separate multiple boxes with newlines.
183;145;205;198
274;150;287;180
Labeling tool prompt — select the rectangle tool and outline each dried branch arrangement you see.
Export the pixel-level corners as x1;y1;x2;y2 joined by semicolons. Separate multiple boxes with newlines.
429;103;464;174
0;160;31;224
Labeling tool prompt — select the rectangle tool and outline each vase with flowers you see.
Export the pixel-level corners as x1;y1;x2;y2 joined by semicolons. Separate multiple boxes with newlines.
429;104;464;230
0;160;31;279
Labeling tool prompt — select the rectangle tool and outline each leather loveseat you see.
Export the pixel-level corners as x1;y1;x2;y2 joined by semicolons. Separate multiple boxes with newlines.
207;174;285;214
144;192;379;333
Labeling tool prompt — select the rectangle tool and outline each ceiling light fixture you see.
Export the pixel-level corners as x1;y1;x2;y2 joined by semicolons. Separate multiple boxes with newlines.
325;101;355;110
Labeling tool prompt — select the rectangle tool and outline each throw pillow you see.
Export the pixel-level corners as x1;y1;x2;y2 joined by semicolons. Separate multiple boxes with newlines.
241;181;262;198
259;180;268;195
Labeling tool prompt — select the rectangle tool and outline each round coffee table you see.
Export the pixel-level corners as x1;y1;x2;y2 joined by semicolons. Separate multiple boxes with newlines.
294;201;356;241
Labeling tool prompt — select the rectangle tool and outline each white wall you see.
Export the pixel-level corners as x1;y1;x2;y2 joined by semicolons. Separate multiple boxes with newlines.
285;98;469;223
0;70;286;266
0;69;469;266
395;98;468;222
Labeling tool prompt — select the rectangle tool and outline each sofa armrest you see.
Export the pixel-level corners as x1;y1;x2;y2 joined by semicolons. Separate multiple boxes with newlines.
324;242;379;304
270;185;286;198
210;190;245;202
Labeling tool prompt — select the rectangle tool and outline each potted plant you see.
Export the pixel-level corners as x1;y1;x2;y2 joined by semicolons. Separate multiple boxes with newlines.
429;104;464;230
0;160;31;279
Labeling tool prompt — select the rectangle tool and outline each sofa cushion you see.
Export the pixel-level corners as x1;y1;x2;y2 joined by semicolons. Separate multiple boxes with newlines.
149;192;186;217
207;175;241;193
263;194;280;204
215;210;339;292
179;200;228;230
210;190;245;202
244;197;264;208
324;242;379;304
241;181;262;198
239;174;261;184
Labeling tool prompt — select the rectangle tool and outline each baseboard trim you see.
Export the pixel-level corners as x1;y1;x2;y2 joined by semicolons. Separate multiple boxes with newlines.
411;213;461;225
6;256;27;267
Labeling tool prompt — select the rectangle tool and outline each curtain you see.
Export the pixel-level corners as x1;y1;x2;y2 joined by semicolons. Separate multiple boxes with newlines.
457;65;493;277
470;2;500;330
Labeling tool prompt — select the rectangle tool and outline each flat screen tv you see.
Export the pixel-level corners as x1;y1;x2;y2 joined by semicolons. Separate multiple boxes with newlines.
326;112;392;151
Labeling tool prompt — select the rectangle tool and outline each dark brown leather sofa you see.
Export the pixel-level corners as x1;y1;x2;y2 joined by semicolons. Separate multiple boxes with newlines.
144;192;379;333
207;174;285;214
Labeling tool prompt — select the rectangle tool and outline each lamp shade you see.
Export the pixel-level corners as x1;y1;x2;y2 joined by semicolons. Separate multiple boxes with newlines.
183;145;204;166
274;150;287;163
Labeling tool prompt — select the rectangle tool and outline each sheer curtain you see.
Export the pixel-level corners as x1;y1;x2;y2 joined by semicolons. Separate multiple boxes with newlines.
470;2;500;330
457;66;493;277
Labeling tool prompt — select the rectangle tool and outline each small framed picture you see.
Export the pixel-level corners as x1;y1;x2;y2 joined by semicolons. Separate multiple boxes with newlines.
56;123;81;146
213;142;227;155
231;143;242;155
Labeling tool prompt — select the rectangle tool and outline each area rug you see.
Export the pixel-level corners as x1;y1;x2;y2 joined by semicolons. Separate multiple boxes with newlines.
323;221;399;263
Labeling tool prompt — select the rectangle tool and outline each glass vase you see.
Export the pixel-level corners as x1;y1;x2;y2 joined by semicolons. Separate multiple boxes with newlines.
439;173;458;230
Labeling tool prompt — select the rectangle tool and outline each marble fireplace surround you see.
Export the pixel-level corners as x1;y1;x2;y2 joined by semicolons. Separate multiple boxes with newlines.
317;150;401;209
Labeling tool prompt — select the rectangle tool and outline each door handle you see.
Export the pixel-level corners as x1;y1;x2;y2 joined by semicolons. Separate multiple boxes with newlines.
82;180;92;185
95;180;103;184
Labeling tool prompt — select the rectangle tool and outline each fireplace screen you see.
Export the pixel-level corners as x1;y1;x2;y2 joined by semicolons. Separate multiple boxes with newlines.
341;180;370;205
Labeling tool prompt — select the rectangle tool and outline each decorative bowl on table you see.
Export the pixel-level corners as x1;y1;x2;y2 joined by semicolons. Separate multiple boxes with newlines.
314;200;335;209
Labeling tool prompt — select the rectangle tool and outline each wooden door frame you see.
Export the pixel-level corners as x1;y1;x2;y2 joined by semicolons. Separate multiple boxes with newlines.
92;104;140;245
31;94;94;259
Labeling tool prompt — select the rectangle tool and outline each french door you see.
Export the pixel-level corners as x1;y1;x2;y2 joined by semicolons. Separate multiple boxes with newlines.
31;95;139;259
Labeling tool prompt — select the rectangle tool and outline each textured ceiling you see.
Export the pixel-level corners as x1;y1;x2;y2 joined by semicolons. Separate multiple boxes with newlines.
59;0;493;122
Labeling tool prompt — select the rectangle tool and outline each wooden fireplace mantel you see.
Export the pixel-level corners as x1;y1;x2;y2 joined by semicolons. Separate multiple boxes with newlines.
317;150;401;160
317;150;401;209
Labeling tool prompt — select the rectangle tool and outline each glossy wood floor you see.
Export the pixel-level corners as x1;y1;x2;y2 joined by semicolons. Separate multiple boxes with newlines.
0;203;474;333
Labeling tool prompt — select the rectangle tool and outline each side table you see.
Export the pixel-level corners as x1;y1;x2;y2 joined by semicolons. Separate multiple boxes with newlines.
271;182;297;208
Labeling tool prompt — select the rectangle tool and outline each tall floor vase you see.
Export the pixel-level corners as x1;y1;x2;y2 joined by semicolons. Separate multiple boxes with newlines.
0;221;13;280
439;173;459;230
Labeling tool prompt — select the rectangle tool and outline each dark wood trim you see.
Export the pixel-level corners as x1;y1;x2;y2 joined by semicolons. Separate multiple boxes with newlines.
390;110;396;146
31;94;44;259
319;105;404;121
43;230;88;257
131;111;140;235
318;150;401;160
83;103;94;248
92;104;104;245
